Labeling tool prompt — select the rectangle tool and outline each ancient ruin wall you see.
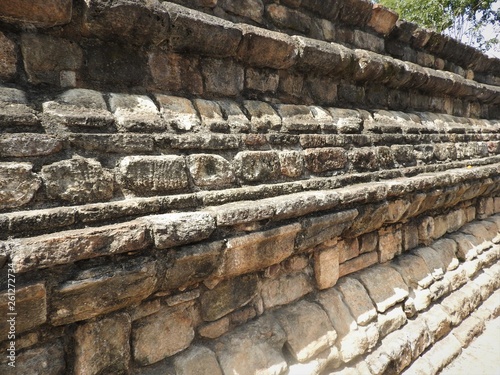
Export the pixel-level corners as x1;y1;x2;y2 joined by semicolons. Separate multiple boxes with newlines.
0;0;499;374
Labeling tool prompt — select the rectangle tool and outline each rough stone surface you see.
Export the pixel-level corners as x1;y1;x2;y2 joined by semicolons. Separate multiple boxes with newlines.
261;272;313;309
0;0;72;27
0;133;62;157
234;151;281;183
74;313;131;375
132;303;196;365
0;162;41;210
337;277;377;326
173;346;223;375
10;341;66;375
109;94;163;132
187;154;235;188
314;246;340;290
0;31;17;81
304;147;348;173
41;158;114;204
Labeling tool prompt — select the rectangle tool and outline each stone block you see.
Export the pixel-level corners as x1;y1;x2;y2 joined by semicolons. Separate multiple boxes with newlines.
234;151;281;183
173;346;223;375
368;3;398;35
278;151;305;178
0;0;71;27
314;246;339;290
377;304;407;338
390;254;433;289
360;232;379;254
343;202;389;238
339;251;379;278
430;238;459;271
237;24;297;69
275;104;320;132
355;265;409;313
41;157;114;204
69;134;154;154
200;274;258;321
423;304;452;342
192;99;227;132
452;314;485;348
119;155;189;195
132;302;196;365
149;51;203;95
449;233;479;261
266;3;311;33
338;238;360;263
155;95;200;132
0;32;17;81
214;315;288;375
202;58;244;97
337;277;377;326
245;67;279;93
187;154;235;188
420;333;462;373
413;247;445;281
217;224;300;278
221;0;264;22
305;77;338;105
296;209;358;251
207;200;274;226
21;33;81;86
243;100;282;132
0;162;41;210
74;313;131;375
50;258;155;325
304;147;348;173
261;272;313;309
378;226;402;263
109;94;164;132
0;283;46;337
165;2;242;57
217;100;250;133
274;300;337;362
418;216;435;245
198;317;230;339
8;341;65;375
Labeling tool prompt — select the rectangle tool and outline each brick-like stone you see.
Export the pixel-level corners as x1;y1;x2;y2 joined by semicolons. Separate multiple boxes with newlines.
261;272;313;309
174;346;223;375
132;302;196;365
214;315;287;375
274;300;337;362
234;151;281;183
200;274;258;321
245;67;279;93
202;58;244;96
198;317;230;339
145;212;215;249
367;4;398;35
278;151;305;178
377;305;407;338
9;341;65;375
355;265;409;313
0;162;41;210
276;104;319;132
328;108;363;133
314;246;339;290
237;25;297;69
391;254;433;289
449;233;479;261
21;33;81;85
119;155;189;195
41;157;114;204
51;258;156;325
419;333;462;373
74;313;131;375
109;93;164;132
243;100;282;132
0;283;46;337
339;251;379;277
378;226;402;263
360;232;379;254
0;133;62;158
403;222;419;251
304;147;347;173
217;224;300;278
187;154;235;188
337;277;377;326
0;0;71;27
155;95;200;132
423;305;452;342
338;238;360;263
217;100;251;133
0;31;17;81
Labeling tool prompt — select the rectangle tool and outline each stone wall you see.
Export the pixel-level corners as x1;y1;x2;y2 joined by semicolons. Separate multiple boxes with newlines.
0;1;499;374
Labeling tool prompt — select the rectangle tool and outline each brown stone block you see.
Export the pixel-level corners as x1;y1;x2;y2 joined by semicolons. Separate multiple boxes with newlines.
217;224;300;278
0;0;71;27
51;258;156;325
339;251;378;278
234;151;281;183
245;67;279;93
220;0;264;22
266;3;311;33
0;283;46;337
7;341;66;375
237;25;297;69
0;162;41;210
132;302;196;365
378;226;402;263
367;4;398;35
0;32;17;81
314;247;340;290
173;346;224;375
74;313;131;375
304;147;347;173
202;58;244;97
261;272;313;309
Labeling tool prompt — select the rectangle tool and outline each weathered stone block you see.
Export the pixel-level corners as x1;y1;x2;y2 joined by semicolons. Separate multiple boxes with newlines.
266;3;311;33
391;254;433;289
221;0;264;22
0;283;46;337
187;154;235;188
52;258;156;325
314;246;339;290
155;95;200;132
378;226;402;263
377;305;407;338
403;222;419;251
109;94;164;132
132;302;196;365
214;315;288;375
0;162;41;210
338;238;360;263
202;58;244;96
193;99;227;132
119;155;189;195
360;232;379;254
200;274;258;321
278;151;305;178
21;33;81;86
0;32;17;81
423;304;452;342
237;24;297;69
276;104;319;132
198;317;230;339
243;100;281;133
41;157;114;204
0;0;71;27
274;300;337;362
337;277;377;326
74;313;131;375
173;346;223;375
245;67;279;93
145;212;215;249
339;251;379;278
217;224;300;278
234;151;281;183
261;272;313;309
9;341;65;375
449;233;479;261
165;2;242;57
355;265;409;313
304;147;347;173
217;100;251;132
367;3;398;35
430;238;459;271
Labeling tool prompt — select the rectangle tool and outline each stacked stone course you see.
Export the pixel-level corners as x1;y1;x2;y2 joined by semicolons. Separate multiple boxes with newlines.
0;0;499;374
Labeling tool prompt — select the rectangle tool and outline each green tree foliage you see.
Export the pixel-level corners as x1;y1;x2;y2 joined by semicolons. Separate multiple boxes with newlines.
375;0;500;52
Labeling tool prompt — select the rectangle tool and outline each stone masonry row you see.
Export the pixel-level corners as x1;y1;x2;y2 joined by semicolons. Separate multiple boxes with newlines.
1;212;498;374
1;3;499;116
